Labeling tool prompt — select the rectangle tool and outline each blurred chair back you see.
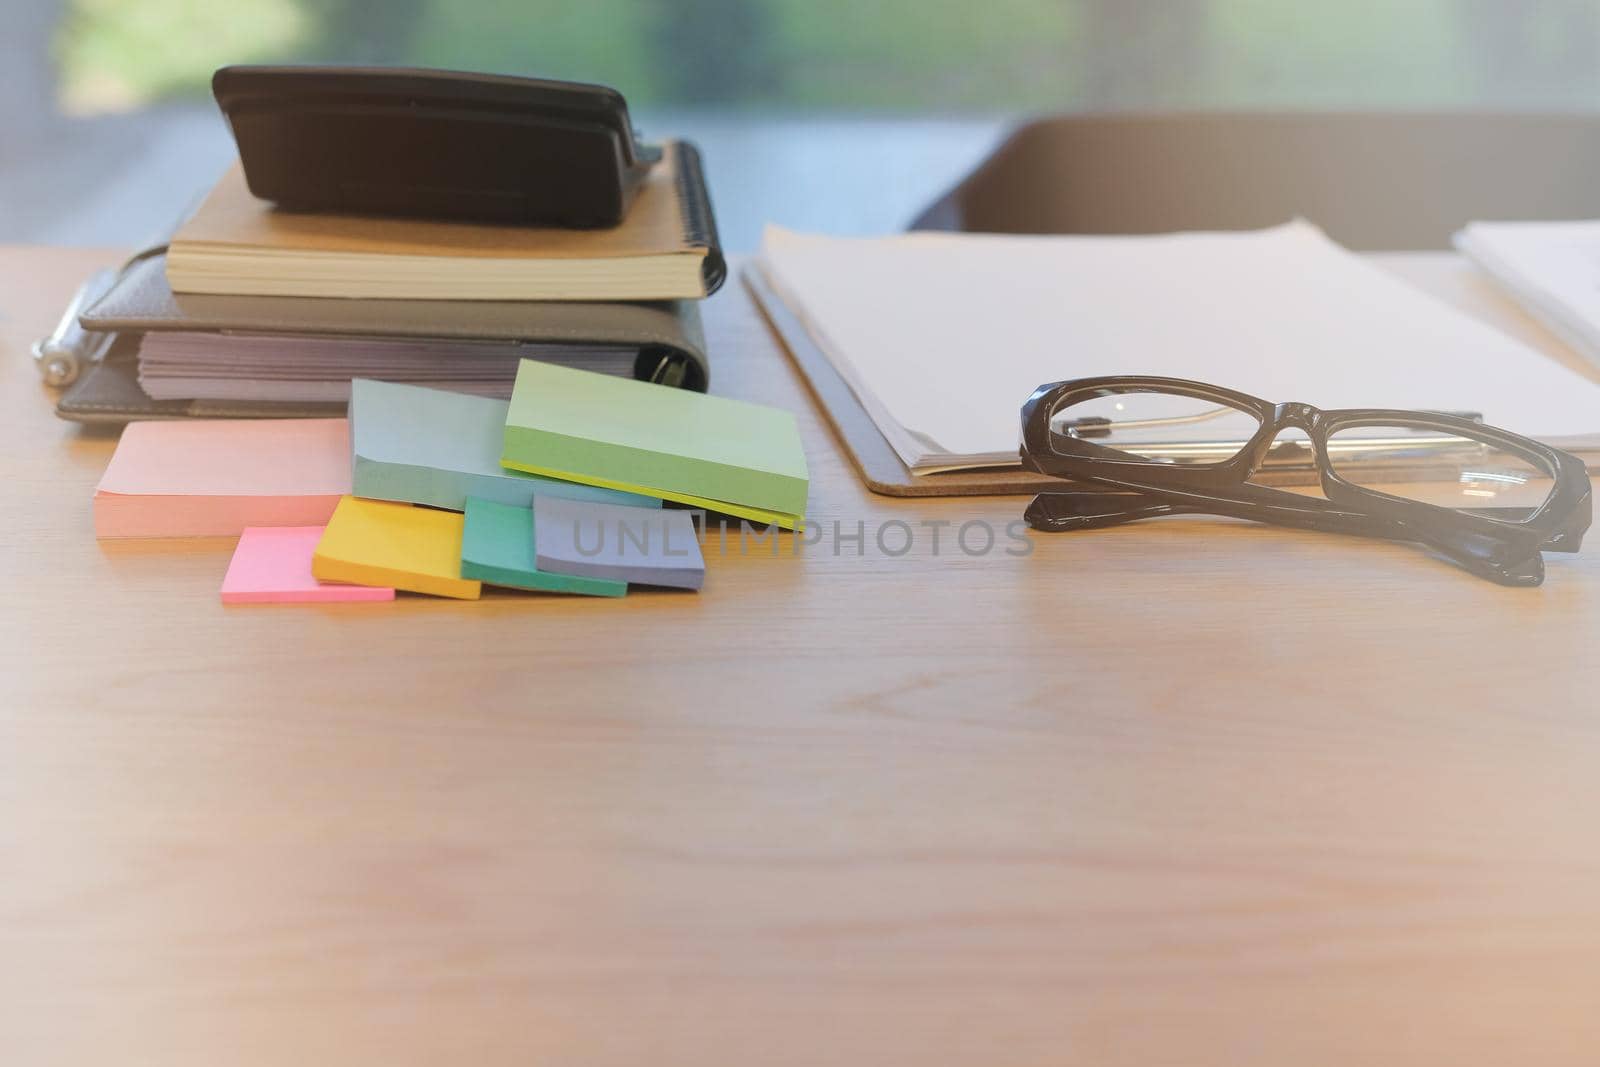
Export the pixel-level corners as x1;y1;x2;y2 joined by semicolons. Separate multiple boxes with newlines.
911;112;1600;249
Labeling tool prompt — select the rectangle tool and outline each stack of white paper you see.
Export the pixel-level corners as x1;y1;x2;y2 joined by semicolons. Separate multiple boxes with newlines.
136;331;637;402
1456;220;1600;373
757;221;1600;474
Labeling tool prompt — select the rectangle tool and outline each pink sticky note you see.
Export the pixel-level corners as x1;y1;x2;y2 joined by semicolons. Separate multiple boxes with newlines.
222;526;394;604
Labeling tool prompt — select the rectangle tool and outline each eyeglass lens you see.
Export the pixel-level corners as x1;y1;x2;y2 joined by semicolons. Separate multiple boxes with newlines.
1049;389;1263;466
1326;424;1556;516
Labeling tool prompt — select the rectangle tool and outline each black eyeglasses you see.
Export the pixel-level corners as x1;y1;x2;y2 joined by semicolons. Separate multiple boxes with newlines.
1019;376;1592;586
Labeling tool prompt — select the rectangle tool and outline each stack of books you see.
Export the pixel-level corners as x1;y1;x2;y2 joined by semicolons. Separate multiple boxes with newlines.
70;140;724;419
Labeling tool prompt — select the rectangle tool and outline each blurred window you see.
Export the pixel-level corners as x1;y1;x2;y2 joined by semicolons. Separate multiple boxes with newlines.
5;1;1600;245
35;0;1600;116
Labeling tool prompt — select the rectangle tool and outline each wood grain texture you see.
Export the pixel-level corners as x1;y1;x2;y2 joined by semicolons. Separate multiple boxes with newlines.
2;246;1599;1067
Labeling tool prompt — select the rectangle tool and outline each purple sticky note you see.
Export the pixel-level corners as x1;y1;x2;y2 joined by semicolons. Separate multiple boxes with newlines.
533;497;705;590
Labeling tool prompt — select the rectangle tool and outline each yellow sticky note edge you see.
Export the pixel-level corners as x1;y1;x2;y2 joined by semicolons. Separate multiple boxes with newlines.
500;460;805;531
312;497;483;600
312;555;481;601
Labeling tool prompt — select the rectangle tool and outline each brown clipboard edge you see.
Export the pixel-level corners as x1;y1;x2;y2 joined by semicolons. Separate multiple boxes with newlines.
743;263;1070;498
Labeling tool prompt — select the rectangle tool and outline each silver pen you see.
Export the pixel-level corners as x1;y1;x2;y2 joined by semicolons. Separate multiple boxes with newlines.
32;267;118;388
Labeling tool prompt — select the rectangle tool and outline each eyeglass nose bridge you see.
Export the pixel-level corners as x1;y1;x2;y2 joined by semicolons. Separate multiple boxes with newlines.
1241;402;1324;469
1272;401;1321;430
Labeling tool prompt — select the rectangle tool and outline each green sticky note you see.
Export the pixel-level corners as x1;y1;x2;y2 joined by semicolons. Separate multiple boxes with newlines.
460;496;626;597
501;360;809;529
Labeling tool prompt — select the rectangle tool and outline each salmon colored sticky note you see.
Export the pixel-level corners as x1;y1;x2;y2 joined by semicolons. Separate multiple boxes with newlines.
222;527;394;604
312;497;482;600
95;418;351;538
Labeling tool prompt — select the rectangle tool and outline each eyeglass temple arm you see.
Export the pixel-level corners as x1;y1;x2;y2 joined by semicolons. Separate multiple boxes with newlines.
1023;490;1183;531
1025;488;1397;539
1025;488;1550;586
1026;488;1548;540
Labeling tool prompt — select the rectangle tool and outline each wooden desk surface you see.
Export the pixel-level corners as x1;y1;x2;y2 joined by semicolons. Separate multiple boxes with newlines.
3;246;1598;1066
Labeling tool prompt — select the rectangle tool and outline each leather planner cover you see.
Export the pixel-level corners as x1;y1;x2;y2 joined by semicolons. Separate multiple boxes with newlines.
60;252;711;424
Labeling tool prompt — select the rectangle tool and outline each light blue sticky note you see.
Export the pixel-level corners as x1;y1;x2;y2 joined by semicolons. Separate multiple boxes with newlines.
350;379;659;512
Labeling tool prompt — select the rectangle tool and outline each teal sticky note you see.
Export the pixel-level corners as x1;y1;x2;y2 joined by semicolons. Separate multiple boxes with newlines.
501;360;809;529
351;378;660;513
460;496;627;597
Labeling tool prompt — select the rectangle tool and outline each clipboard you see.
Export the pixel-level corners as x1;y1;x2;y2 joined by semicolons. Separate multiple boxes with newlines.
743;264;1342;497
744;256;1600;498
743;264;1065;498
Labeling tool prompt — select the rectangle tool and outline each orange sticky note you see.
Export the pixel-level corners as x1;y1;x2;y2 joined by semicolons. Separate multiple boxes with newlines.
222;527;394;604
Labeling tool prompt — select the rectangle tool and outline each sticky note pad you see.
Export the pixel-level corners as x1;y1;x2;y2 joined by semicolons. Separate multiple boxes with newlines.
533;496;706;590
501;360;809;529
94;418;350;538
222;526;394;604
312;496;482;600
351;379;658;512
460;497;626;597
